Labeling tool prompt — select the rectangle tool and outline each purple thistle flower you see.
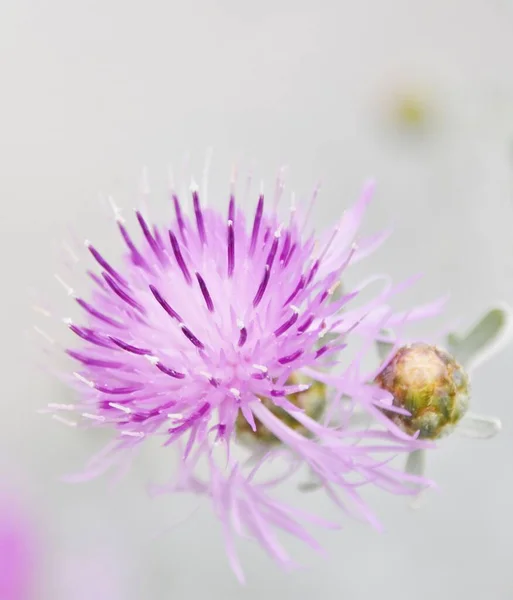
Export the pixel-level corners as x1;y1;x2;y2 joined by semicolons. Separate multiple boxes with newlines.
45;170;445;581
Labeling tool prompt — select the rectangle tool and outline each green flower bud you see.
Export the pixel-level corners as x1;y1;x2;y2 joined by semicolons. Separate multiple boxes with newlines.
236;373;326;446
375;342;470;440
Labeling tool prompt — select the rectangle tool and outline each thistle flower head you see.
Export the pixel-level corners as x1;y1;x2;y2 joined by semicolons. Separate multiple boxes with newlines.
67;183;353;440
375;342;469;439
45;168;448;580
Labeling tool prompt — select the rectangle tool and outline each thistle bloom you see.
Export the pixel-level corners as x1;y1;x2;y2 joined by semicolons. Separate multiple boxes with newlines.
46;171;447;580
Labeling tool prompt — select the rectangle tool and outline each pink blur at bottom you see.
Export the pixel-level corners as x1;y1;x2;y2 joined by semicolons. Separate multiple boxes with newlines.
0;495;36;600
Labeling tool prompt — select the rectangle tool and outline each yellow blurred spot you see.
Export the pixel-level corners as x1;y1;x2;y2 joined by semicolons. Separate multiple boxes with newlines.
393;92;429;128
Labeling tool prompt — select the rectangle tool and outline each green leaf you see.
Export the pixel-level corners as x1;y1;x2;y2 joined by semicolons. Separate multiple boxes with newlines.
405;449;425;477
446;305;511;370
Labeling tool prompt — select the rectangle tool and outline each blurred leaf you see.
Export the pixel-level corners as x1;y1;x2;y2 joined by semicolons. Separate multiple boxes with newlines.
447;305;511;370
405;449;425;477
456;412;502;439
376;328;395;363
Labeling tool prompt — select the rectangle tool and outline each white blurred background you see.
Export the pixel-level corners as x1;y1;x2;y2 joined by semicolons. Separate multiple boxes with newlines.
1;1;513;598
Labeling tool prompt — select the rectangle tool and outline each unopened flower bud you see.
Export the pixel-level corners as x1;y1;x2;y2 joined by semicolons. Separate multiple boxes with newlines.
236;373;326;446
375;342;470;439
